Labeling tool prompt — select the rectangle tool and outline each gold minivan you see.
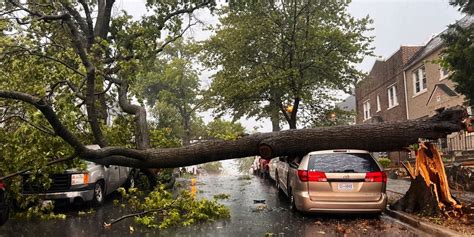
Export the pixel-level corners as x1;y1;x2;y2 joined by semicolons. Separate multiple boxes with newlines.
276;149;387;214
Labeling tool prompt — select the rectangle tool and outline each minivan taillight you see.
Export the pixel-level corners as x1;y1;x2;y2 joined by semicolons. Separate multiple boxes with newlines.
298;170;327;182
365;171;387;183
298;170;308;182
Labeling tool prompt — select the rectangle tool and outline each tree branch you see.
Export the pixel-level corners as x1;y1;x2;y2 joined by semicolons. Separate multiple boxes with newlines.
64;18;108;147
0;90;86;153
78;0;94;42
0;152;78;181
61;2;89;41
6;0;70;22
104;200;177;228
118;82;150;150
48;80;85;100
0;115;55;135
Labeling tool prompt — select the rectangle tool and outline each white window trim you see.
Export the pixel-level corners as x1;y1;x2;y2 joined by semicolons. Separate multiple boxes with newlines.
387;84;399;109
363;100;371;121
412;66;428;97
376;95;381;112
439;67;449;81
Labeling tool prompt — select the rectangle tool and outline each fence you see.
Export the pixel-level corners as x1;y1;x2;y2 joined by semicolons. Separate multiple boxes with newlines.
429;131;474;159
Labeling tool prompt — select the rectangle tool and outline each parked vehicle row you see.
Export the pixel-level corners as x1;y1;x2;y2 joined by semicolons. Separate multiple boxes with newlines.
255;149;388;214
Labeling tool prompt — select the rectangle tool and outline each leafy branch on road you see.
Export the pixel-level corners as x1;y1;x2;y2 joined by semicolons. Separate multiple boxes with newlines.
109;186;229;229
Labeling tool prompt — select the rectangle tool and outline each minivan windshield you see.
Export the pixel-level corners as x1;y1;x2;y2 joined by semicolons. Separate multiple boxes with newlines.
308;153;380;173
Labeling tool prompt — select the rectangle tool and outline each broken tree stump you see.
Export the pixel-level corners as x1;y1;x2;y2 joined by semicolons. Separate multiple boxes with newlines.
392;142;462;217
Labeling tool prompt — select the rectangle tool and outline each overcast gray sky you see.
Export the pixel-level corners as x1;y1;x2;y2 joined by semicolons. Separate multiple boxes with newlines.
349;0;462;72
118;0;463;132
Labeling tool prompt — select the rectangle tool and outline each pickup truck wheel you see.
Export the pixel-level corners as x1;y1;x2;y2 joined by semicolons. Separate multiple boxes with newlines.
124;170;136;190
92;181;105;206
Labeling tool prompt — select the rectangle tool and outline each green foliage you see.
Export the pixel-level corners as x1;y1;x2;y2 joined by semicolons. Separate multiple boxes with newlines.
118;186;230;229
0;0;216;222
237;175;252;180
236;157;255;173
205;119;245;141
201;1;373;128
77;208;96;216
440;10;474;106
378;158;392;168
213;193;230;200
449;0;474;14
199;161;223;174
305;106;356;128
14;202;66;221
135;39;206;145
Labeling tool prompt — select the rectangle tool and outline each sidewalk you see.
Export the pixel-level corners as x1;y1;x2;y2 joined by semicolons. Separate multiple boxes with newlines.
387;178;474;204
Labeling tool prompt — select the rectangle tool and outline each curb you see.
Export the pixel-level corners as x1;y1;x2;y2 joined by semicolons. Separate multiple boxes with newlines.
384;207;463;237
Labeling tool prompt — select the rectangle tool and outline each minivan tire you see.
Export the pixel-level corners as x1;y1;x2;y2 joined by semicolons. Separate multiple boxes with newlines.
289;189;297;211
275;174;283;195
92;181;105;206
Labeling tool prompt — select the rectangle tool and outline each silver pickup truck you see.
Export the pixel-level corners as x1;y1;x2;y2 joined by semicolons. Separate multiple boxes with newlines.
22;145;135;205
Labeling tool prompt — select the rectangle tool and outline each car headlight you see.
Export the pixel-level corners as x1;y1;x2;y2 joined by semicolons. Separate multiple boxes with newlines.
71;173;89;185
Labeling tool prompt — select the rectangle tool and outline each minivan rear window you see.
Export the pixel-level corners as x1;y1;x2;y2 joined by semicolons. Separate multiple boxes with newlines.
308;153;380;173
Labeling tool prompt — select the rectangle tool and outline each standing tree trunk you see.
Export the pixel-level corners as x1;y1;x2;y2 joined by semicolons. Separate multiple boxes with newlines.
181;111;192;146
392;142;462;217
270;102;281;132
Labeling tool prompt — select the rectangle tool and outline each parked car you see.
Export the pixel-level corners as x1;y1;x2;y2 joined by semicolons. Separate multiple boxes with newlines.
251;156;260;175
268;158;279;181
275;150;387;214
22;145;135;206
0;180;9;225
258;158;270;178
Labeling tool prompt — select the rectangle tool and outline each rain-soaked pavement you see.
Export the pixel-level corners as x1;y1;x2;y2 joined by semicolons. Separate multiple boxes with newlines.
0;160;426;237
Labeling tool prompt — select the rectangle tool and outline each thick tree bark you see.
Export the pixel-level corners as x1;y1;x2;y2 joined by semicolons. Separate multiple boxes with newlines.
118;82;150;150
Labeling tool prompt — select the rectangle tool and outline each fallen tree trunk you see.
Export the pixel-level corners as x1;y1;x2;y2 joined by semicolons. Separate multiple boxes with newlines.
0;88;469;169
392;142;462;217
82;106;469;168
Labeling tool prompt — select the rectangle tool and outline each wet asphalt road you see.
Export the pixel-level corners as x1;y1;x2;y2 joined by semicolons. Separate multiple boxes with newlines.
0;165;426;236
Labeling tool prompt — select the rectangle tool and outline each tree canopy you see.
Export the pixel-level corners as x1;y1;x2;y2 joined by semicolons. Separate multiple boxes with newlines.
201;0;372;129
441;0;474;105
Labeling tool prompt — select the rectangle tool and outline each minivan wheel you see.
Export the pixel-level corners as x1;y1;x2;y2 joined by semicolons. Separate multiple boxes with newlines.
92;181;105;206
289;190;297;211
275;174;282;193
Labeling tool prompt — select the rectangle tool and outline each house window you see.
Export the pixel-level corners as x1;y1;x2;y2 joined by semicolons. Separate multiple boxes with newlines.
388;85;398;108
413;66;427;95
440;67;449;80
363;101;371;120
376;95;381;112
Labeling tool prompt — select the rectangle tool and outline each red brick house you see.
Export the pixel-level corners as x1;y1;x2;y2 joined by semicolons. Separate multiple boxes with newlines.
355;46;421;164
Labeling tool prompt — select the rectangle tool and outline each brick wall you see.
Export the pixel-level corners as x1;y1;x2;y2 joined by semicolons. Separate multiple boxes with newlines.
405;48;465;119
355;46;421;124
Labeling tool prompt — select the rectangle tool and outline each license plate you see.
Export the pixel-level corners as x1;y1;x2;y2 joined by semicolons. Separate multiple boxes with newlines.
338;183;353;191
